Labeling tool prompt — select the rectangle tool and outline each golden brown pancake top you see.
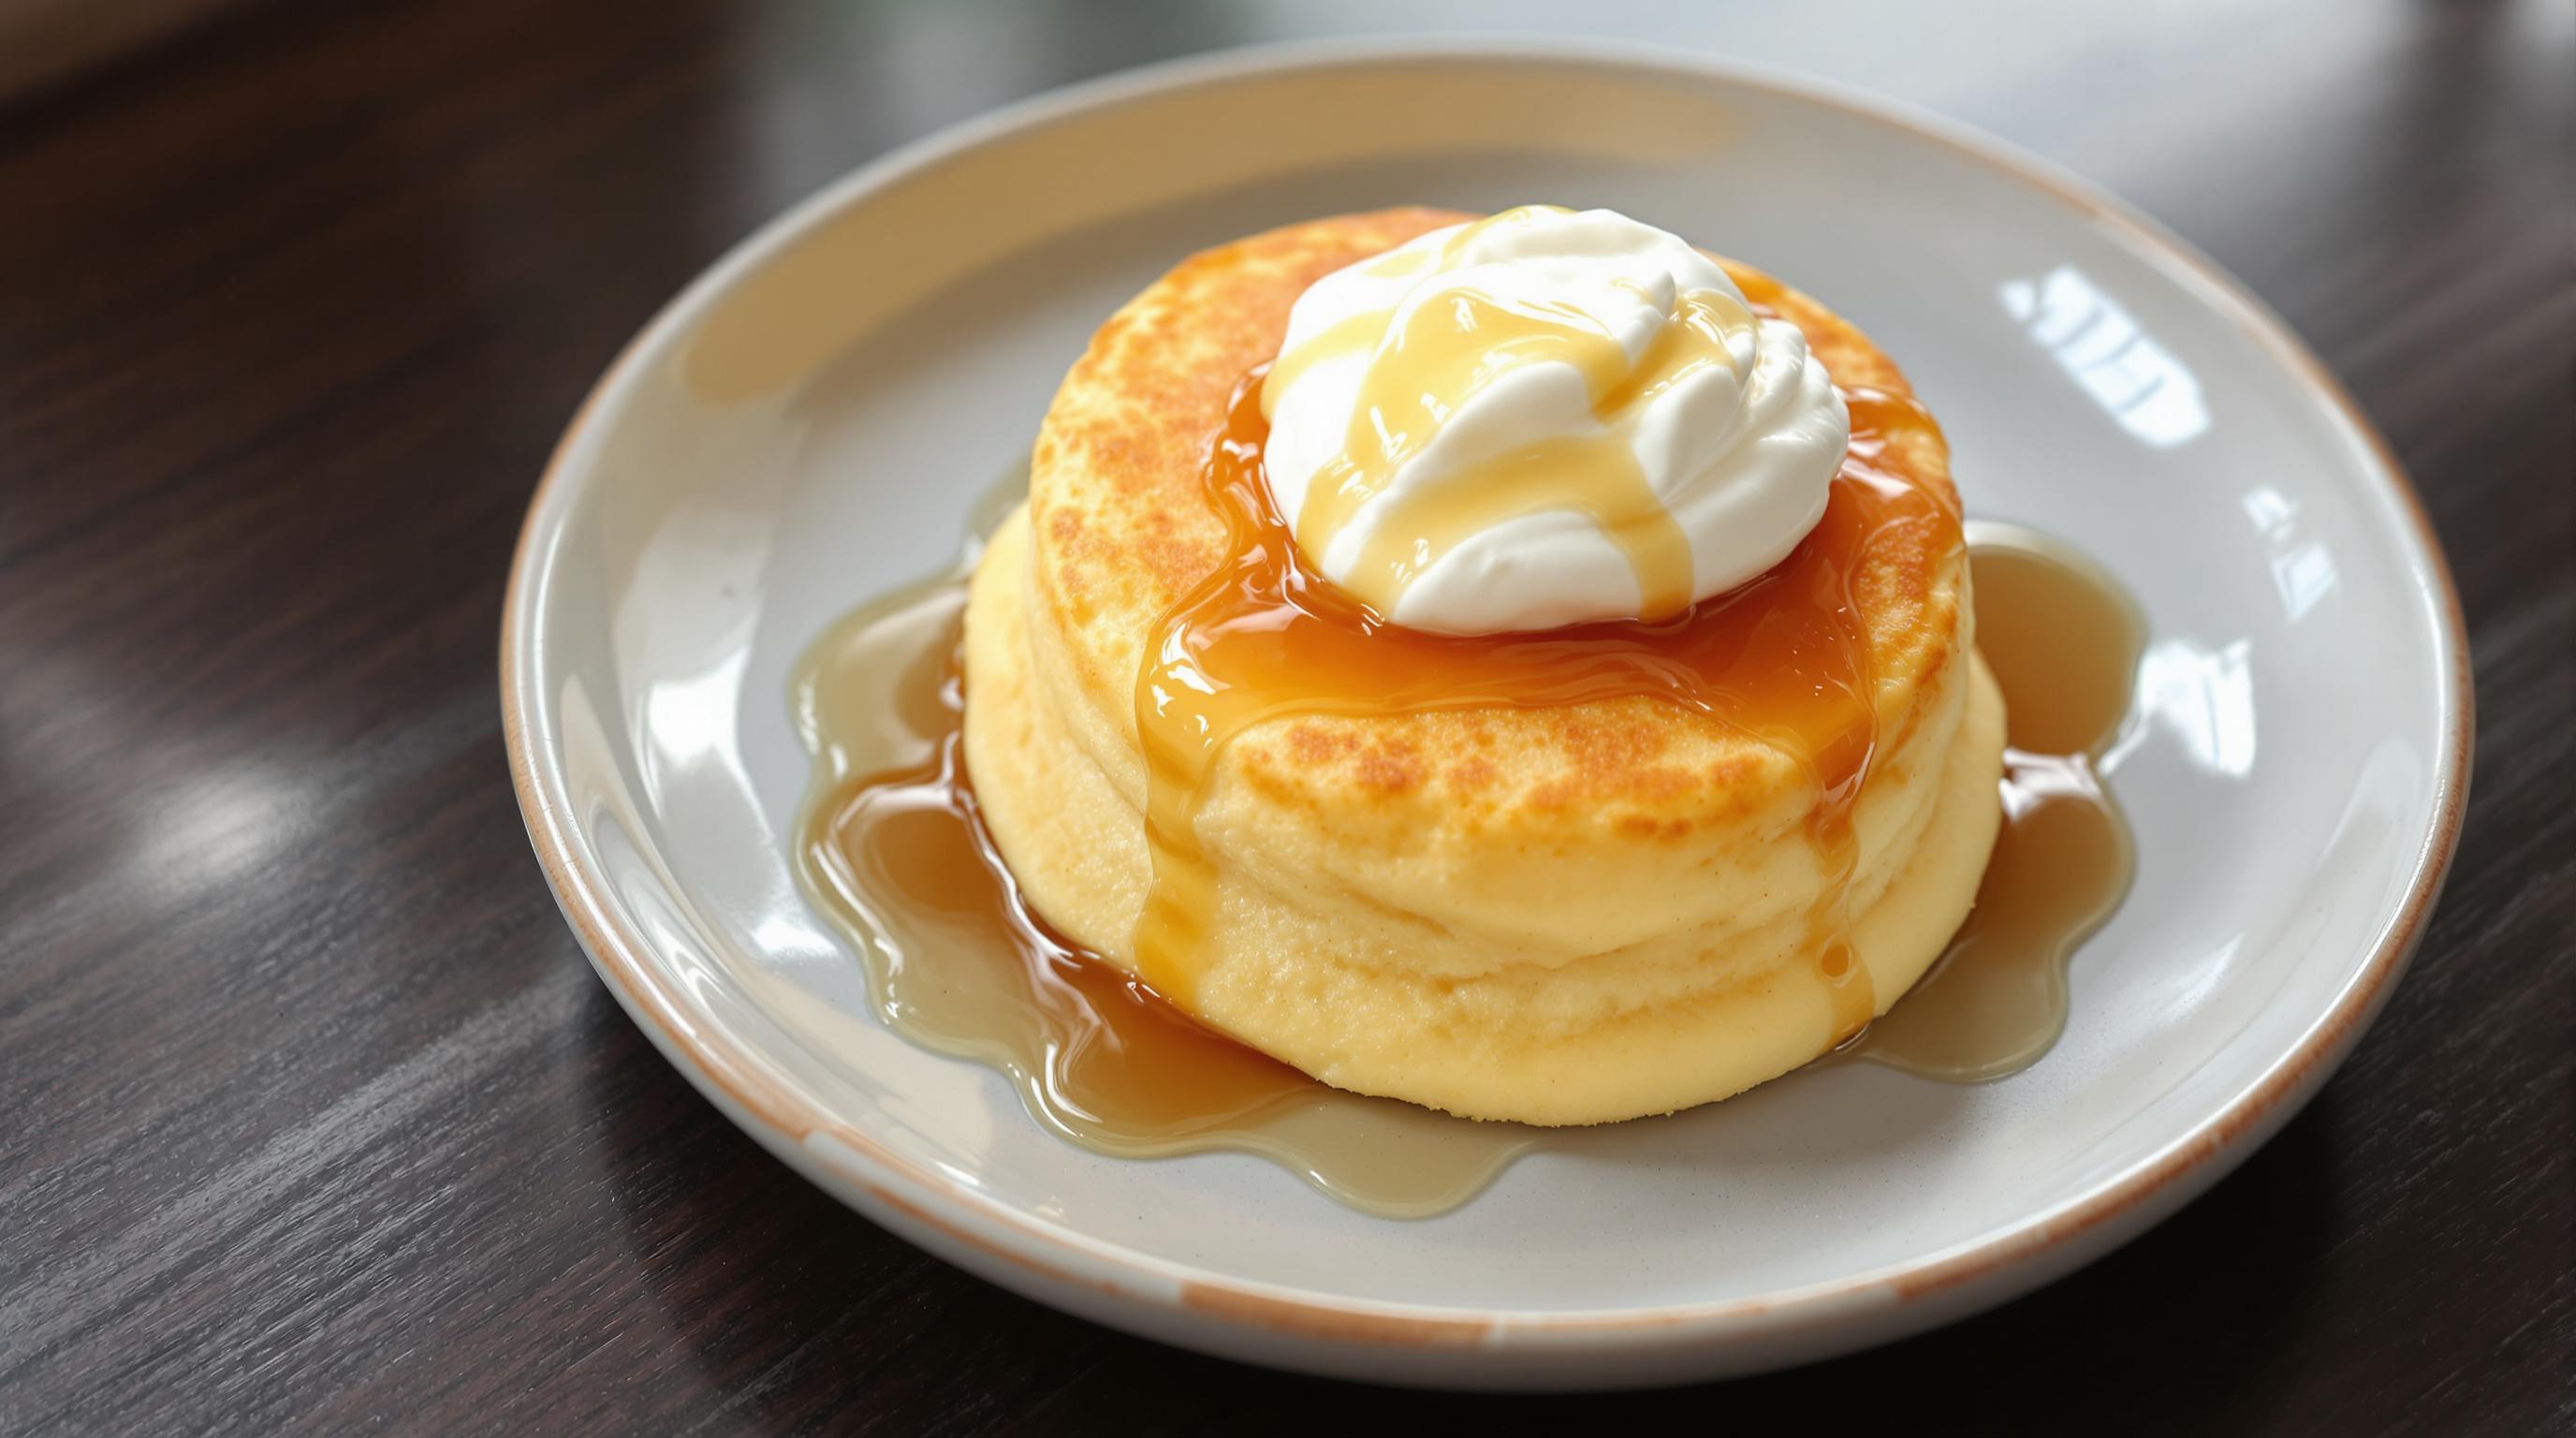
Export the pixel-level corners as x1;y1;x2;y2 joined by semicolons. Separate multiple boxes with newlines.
1024;208;1965;836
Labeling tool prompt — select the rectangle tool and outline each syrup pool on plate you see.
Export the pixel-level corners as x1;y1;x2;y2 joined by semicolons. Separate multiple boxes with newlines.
790;475;1534;1219
1844;524;2141;1078
789;462;2142;1218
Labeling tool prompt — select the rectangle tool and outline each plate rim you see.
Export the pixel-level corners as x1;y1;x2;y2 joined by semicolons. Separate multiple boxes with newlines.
498;35;2474;1364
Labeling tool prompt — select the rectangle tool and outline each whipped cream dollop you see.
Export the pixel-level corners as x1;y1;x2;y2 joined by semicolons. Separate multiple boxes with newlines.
1260;206;1849;635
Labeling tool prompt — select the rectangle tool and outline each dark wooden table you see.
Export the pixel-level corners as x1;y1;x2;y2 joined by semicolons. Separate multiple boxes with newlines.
5;1;2569;1431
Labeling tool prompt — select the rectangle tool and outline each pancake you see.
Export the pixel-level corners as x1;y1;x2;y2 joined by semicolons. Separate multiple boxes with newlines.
963;208;2005;1125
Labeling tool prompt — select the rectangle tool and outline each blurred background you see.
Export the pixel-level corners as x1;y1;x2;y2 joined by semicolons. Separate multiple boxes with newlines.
3;2;2567;1433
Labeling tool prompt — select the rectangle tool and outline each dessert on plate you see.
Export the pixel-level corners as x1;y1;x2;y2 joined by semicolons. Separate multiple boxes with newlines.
960;204;2006;1125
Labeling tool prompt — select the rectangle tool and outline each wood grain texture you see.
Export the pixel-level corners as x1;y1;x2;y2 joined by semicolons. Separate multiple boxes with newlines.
1;0;2567;1432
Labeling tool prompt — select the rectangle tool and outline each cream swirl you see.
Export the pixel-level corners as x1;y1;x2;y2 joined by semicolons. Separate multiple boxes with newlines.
1260;205;1848;635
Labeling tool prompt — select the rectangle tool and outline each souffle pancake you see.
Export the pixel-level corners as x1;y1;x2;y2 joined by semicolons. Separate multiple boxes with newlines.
962;206;2005;1126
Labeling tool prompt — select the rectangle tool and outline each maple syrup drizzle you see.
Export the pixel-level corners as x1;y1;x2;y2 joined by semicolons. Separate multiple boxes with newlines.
788;479;2139;1216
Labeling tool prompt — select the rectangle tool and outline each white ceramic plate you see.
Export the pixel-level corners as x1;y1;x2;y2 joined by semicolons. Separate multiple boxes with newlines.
502;40;2470;1389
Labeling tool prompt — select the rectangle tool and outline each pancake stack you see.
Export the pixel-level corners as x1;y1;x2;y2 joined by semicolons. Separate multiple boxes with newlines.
963;209;2004;1125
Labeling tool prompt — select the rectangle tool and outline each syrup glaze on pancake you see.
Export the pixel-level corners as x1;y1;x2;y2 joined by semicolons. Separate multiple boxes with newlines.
1031;211;1964;1028
1134;372;1955;1043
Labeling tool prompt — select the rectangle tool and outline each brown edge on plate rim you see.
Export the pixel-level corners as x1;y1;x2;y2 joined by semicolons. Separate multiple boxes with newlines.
498;37;2475;1361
